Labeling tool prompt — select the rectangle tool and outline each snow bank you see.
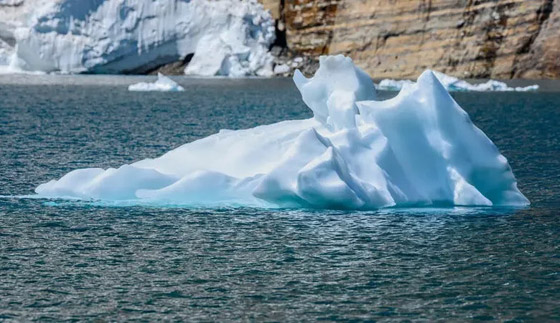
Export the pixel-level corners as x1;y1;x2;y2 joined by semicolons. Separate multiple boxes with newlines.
36;55;529;209
128;73;184;92
377;71;539;92
3;0;274;76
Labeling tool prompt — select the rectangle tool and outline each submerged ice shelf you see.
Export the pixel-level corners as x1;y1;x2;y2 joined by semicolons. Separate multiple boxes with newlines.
128;74;184;92
377;71;539;92
36;55;529;209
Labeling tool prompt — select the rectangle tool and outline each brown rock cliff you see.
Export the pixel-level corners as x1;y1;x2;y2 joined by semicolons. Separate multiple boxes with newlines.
262;0;560;79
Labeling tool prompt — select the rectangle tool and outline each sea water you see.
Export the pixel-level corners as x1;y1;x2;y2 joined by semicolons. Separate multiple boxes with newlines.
0;75;559;320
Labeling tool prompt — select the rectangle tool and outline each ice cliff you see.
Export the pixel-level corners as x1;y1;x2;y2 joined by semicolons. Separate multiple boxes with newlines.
36;55;529;209
0;0;275;76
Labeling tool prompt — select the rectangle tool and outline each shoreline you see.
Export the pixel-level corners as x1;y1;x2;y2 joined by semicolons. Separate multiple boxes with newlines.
0;73;558;92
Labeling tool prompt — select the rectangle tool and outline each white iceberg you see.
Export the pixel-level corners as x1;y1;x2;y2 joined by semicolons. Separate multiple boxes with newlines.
1;0;274;77
377;71;539;92
128;73;184;92
36;55;529;209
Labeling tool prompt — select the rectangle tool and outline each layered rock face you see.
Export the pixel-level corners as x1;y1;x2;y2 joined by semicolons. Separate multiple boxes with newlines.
266;0;560;79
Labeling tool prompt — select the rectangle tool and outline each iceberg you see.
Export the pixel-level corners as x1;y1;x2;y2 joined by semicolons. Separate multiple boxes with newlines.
36;55;529;209
377;71;539;92
1;0;274;77
128;73;184;92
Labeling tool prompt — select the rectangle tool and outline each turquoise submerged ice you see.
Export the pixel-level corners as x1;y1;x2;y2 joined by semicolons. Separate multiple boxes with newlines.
36;55;529;209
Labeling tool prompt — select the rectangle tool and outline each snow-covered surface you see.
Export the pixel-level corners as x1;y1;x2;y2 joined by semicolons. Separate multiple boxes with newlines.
35;55;529;209
128;73;184;92
0;0;274;76
377;71;539;92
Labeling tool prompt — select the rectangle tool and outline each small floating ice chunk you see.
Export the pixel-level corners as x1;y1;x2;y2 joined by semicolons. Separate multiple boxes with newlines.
376;79;416;91
377;70;539;92
128;73;185;92
36;55;529;209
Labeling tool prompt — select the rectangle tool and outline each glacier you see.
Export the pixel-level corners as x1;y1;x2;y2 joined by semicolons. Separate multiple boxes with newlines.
128;73;184;92
377;71;539;92
0;0;51;74
0;0;275;76
35;55;529;209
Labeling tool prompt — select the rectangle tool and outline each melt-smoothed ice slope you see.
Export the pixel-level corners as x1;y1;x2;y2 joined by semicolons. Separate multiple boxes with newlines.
377;71;539;92
36;55;529;209
2;0;274;76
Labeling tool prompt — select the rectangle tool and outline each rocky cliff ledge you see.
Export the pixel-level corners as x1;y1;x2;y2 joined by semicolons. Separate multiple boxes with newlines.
262;0;560;79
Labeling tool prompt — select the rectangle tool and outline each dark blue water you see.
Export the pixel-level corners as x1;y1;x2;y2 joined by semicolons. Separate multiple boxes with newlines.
1;76;559;321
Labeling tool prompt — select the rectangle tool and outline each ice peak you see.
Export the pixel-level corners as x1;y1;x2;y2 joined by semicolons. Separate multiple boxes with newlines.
416;69;454;99
294;55;376;130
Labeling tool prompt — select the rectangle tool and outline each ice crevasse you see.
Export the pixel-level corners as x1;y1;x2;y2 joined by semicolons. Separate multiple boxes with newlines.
36;55;529;209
